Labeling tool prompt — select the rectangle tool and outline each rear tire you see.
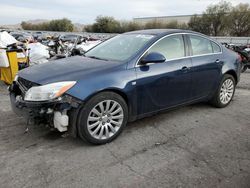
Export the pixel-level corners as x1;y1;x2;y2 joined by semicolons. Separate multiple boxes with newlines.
241;64;247;73
77;92;128;145
210;74;236;108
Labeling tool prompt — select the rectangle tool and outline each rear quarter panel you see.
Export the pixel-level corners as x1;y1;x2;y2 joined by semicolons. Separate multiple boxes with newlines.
221;47;241;83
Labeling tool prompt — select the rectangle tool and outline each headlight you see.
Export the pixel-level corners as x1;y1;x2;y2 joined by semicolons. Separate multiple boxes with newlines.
24;81;76;101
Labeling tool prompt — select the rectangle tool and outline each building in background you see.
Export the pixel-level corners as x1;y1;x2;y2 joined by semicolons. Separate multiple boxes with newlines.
133;14;202;25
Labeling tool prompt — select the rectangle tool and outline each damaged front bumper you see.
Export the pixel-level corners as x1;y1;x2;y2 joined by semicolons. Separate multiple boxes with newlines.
9;80;82;133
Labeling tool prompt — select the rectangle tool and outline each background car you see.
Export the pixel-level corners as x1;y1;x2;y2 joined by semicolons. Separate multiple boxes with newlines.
10;32;34;42
32;31;43;40
59;34;84;43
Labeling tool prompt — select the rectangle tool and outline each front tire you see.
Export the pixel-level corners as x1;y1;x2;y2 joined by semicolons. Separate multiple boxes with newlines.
77;92;128;144
210;74;236;108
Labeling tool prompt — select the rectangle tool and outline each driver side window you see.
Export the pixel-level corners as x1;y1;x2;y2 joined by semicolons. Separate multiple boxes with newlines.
148;35;185;60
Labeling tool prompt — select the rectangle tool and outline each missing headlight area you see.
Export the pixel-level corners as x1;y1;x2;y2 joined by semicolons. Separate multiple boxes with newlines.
9;79;81;133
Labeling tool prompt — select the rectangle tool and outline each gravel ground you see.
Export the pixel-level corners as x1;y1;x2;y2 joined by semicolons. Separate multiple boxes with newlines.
0;71;249;188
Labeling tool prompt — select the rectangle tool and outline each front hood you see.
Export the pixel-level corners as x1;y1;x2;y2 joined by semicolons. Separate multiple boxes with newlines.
18;56;122;84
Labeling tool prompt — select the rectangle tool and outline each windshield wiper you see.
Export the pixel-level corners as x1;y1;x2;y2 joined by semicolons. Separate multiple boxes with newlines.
86;56;108;61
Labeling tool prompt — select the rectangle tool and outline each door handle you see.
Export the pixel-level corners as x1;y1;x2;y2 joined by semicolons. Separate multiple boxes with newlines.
181;66;190;71
215;59;220;63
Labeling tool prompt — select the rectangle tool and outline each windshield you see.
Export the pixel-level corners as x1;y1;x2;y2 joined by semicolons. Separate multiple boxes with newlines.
85;34;155;61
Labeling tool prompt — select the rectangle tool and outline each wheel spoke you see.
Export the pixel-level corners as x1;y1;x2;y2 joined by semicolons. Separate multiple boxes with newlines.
98;126;105;139
112;114;124;120
105;125;109;138
109;102;118;113
88;116;100;121
222;95;225;103
108;123;116;132
105;100;111;112
91;123;102;135
225;95;229;102
88;121;100;129
99;102;105;114
110;107;122;115
92;108;101;116
228;82;233;88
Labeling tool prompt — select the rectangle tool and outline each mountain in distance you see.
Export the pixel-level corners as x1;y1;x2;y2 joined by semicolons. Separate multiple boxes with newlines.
0;19;84;31
0;19;49;29
24;19;50;24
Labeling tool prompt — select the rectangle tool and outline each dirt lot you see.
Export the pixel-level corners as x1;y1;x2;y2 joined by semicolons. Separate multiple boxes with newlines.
0;71;250;188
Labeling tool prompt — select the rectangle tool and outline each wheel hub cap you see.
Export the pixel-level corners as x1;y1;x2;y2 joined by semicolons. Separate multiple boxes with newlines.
102;115;109;123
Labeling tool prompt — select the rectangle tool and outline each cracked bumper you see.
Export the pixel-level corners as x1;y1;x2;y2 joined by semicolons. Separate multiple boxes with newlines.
9;81;82;134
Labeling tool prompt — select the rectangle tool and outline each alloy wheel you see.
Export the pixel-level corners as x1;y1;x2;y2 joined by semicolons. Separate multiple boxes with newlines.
220;78;234;105
87;100;124;140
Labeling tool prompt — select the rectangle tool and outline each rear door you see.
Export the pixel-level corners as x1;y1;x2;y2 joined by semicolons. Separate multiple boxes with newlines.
187;34;223;99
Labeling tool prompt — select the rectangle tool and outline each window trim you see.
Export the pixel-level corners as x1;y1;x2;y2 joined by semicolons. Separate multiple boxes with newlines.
187;34;222;56
211;40;222;53
135;33;222;68
146;34;186;61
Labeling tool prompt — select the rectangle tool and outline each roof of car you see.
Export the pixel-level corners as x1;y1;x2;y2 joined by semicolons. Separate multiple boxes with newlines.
125;29;200;36
10;32;31;36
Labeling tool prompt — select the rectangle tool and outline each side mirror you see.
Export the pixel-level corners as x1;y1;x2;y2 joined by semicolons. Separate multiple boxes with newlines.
140;52;166;65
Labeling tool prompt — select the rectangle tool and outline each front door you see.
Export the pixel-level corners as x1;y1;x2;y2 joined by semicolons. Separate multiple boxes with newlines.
135;34;192;115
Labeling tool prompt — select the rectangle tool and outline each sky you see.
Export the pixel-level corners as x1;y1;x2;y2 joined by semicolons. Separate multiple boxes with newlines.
0;0;249;25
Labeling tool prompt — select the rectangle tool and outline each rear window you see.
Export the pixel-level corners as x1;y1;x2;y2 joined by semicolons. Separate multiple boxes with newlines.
211;41;221;53
189;35;213;56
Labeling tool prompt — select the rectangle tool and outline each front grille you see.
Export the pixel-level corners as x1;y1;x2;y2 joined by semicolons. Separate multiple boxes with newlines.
17;77;39;92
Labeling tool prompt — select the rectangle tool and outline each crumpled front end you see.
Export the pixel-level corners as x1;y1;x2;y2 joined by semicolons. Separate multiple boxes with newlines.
9;77;82;134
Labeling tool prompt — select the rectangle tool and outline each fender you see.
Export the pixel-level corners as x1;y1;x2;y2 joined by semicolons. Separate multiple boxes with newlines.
66;67;138;119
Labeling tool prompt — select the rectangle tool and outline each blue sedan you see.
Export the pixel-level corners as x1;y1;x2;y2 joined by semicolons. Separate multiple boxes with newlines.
9;29;241;144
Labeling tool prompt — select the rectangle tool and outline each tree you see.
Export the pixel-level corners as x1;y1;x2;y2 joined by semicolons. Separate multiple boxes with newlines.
228;3;250;36
84;24;93;32
188;1;233;36
92;16;121;33
21;18;73;32
203;1;232;36
48;18;74;32
21;21;50;31
144;20;187;30
144;20;165;29
188;15;211;35
119;21;142;32
165;20;188;29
